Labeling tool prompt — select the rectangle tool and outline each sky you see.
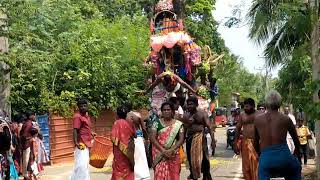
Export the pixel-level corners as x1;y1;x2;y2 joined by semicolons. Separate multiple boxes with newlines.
213;0;279;77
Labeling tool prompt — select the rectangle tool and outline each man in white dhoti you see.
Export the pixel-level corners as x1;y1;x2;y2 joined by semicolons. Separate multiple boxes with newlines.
71;99;95;180
284;106;296;154
127;112;151;180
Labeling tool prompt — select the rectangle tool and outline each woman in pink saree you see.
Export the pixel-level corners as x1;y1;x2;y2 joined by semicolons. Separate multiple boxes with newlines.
150;102;185;180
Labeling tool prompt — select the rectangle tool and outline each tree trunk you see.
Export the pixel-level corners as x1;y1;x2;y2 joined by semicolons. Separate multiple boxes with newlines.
310;0;320;175
311;41;320;179
0;61;10;118
312;59;320;178
316;121;320;178
0;12;10;120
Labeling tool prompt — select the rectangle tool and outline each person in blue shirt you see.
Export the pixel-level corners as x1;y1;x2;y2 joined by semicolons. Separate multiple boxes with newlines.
208;77;218;100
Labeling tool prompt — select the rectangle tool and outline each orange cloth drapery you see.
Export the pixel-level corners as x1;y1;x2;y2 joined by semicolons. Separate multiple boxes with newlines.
241;139;258;180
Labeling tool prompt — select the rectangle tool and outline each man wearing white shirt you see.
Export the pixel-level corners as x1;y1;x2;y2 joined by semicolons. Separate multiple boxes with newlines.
284;106;296;154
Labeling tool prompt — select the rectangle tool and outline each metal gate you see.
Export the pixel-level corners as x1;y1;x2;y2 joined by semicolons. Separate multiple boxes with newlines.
37;114;50;158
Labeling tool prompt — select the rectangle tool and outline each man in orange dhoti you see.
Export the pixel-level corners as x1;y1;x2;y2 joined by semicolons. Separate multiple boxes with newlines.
235;98;259;180
241;139;258;180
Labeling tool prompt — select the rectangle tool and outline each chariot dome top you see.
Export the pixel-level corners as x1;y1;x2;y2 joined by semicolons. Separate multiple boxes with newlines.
155;0;174;12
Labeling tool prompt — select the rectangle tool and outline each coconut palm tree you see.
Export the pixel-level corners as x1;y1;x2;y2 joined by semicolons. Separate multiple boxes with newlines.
248;0;311;66
248;0;320;178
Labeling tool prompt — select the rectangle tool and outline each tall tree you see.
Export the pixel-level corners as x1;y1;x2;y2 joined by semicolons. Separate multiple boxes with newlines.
248;0;320;177
184;0;227;53
0;9;10;119
275;46;312;110
1;0;263;119
1;0;150;116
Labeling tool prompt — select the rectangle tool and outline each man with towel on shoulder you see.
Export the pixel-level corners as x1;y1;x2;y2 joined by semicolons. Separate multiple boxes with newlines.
71;99;95;180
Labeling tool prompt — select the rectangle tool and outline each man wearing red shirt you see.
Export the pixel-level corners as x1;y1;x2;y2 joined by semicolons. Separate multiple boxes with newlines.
71;99;95;180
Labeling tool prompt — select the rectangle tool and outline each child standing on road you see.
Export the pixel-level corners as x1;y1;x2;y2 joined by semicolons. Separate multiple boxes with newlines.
37;134;49;173
7;144;19;180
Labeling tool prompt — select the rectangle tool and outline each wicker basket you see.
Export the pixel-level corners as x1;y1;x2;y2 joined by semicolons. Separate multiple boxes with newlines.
89;136;112;168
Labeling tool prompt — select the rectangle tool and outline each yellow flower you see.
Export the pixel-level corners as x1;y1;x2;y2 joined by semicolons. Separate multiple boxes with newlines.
79;143;86;150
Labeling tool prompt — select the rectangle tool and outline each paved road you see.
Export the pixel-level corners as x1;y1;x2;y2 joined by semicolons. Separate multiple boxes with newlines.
41;127;244;180
40;126;316;180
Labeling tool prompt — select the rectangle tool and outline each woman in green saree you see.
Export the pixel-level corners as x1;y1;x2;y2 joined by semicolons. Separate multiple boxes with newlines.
150;102;185;180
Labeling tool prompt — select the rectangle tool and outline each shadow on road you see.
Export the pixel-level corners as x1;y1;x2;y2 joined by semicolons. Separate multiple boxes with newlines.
214;148;236;159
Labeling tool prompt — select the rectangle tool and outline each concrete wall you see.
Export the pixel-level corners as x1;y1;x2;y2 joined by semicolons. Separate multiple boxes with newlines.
49;110;117;165
49;109;149;165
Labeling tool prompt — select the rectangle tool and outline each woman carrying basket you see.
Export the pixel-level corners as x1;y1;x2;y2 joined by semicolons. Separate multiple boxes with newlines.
111;105;136;180
150;102;185;180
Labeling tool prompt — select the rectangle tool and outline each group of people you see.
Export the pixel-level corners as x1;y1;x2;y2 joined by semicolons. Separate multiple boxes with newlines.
235;90;312;180
1;91;311;180
69;86;311;180
69;95;216;180
0;110;49;180
110;96;216;180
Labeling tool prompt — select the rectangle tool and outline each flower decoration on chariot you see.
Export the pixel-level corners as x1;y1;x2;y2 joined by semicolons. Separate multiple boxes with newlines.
155;0;174;12
162;70;174;77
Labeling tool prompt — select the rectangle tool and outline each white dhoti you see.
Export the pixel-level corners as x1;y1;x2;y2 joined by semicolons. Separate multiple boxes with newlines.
206;133;213;157
286;133;295;154
70;148;90;180
22;147;31;178
198;97;211;117
134;137;150;180
287;114;296;154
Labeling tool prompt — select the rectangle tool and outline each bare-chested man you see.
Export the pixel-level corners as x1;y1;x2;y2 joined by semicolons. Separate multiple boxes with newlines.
183;96;215;180
234;98;259;180
254;90;301;180
127;111;148;139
